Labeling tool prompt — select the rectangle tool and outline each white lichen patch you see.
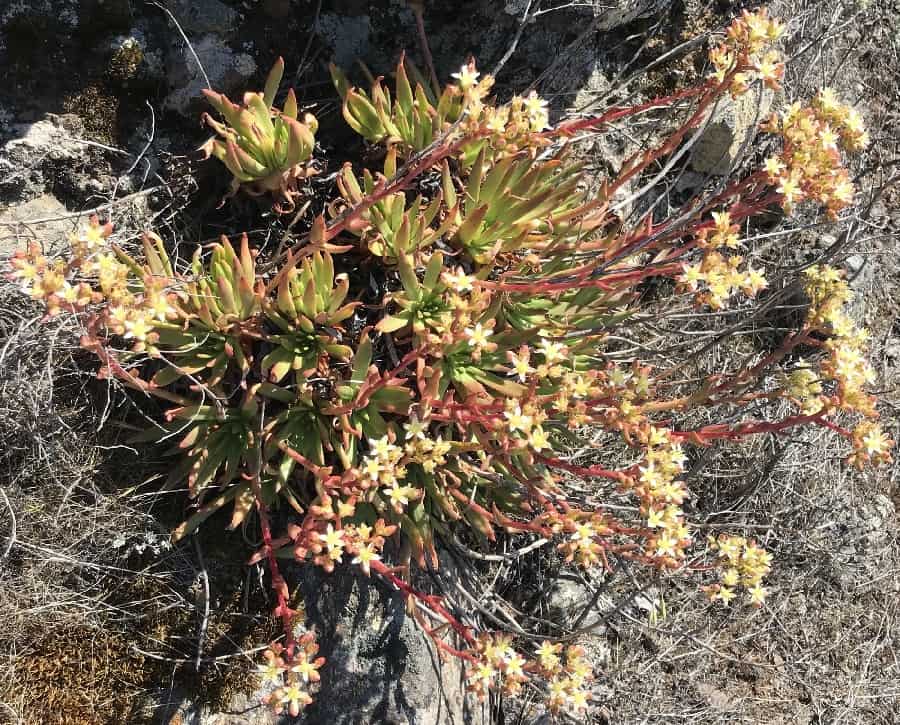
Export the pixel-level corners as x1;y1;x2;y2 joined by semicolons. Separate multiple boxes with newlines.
234;52;257;78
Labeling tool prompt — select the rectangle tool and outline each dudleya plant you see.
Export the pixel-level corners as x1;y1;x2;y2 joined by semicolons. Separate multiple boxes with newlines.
200;57;319;211
7;7;893;718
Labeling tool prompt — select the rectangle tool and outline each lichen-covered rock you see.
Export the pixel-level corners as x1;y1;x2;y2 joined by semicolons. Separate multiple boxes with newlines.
164;34;258;116
318;12;373;69
166;0;239;37
108;31;167;84
0;114;108;202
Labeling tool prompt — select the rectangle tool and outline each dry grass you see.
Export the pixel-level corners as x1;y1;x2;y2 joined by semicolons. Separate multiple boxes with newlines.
0;280;276;724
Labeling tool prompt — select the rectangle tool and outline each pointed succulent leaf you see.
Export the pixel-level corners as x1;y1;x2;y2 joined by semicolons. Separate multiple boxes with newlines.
285;116;315;166
423;251;444;289
345;90;384;140
395;57;414;117
263;57;285;108
172;485;243;542
350;333;373;387
376;313;409;333
246;93;276;145
397;253;421;297
329;63;351;99
283;88;298;119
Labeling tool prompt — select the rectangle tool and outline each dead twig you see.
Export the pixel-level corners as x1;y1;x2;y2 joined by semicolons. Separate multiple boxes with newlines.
0;488;16;561
192;535;210;673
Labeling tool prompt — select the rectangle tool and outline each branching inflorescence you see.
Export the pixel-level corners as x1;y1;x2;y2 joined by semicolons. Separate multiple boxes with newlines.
6;8;892;718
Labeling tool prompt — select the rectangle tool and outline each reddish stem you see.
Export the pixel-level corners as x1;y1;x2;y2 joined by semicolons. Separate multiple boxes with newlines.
669;411;845;444
551;85;711;138
248;471;297;659
537;454;629;482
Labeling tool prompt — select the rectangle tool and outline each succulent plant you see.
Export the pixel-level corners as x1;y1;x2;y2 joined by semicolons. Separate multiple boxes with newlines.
261;250;356;382
445;147;594;264
330;55;464;155
335;148;453;260
201;57;319;211
8;13;892;719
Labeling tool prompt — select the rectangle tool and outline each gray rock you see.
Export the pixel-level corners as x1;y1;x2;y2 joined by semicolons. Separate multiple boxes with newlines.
816;233;838;250
691;86;774;175
0;194;74;257
165;0;239;37
503;0;533;15
80;0;134;30
318;13;373;68
0;0;80;31
341;0;673;105
674;170;708;193
0;115;99;202
845;253;875;301
504;0;669;27
566;67;612;116
506;1;670;101
547;577;591;621
294;566;487;725
595;0;672;30
164;690;277;725
164;34;257;116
